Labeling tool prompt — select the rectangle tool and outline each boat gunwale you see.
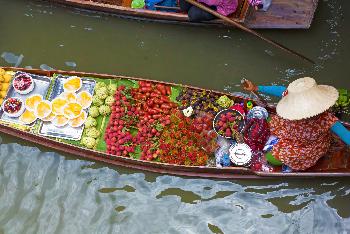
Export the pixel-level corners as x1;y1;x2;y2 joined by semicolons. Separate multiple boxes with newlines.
0;66;349;179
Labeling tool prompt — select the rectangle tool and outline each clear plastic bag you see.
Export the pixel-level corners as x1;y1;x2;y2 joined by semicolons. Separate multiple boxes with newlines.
215;136;235;167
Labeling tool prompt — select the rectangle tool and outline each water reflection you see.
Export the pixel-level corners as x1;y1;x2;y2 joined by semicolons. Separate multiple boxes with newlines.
0;141;349;233
1;52;24;67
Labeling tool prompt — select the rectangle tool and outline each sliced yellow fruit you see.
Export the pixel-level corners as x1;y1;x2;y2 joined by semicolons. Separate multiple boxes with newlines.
19;110;37;125
25;94;43;111
76;91;92;109
0;68;5;75
1;83;9;91
63;76;82;92
42;112;56;122
59;91;77;103
51;97;68;115
69;111;87;128
52;115;69;127
63;102;82;119
0;90;7;98
34;100;52;119
3;73;12;83
5;71;15;76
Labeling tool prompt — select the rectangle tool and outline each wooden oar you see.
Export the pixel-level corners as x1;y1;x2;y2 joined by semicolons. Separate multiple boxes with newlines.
185;0;315;64
241;78;268;108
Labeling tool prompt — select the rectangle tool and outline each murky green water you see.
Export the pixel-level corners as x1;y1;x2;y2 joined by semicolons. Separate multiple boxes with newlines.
0;0;349;233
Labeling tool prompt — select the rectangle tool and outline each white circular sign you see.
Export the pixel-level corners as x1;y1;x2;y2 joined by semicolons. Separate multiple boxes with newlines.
229;143;252;166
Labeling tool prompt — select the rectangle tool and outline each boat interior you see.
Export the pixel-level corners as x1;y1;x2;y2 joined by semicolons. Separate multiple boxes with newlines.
81;0;250;21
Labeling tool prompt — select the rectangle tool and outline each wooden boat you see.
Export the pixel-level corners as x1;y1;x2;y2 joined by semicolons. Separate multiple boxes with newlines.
48;0;319;29
0;66;349;179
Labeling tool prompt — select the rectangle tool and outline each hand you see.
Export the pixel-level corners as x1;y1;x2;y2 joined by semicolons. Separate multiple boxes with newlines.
242;79;258;92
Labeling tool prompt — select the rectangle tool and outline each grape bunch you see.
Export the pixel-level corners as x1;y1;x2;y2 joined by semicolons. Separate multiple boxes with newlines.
176;88;223;116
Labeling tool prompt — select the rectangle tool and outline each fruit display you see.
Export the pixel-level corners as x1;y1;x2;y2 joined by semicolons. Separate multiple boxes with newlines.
13;73;34;94
51;97;68;115
60;91;77;103
0;68;14;105
63;76;82;92
213;109;245;138
34;100;52;119
81;81;114;149
158;110;217;166
68;111;87;128
216;95;234;108
102;81;220;165
2;97;25;117
77;91;93;109
0;70;269;169
25;94;43;111
19;110;37;125
104;86;138;156
63;102;82;119
52;115;69;127
5;75;93;127
104;81;178;159
42;112;56;122
176;88;224;116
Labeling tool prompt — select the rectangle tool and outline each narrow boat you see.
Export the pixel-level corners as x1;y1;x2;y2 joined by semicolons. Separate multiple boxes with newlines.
48;0;319;29
0;66;349;179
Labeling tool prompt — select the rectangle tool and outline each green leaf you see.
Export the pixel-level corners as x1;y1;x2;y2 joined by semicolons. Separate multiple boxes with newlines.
129;126;138;137
336;89;350;108
170;86;182;104
130;145;142;159
155;123;164;132
96;114;110;151
118;79;139;88
338;89;348;96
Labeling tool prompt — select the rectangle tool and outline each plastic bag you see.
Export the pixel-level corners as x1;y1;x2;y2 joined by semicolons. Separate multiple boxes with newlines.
215;137;235;167
215;147;229;167
250;151;274;172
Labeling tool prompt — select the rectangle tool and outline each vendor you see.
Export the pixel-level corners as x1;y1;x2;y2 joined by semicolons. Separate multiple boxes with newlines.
179;0;238;22
243;77;350;171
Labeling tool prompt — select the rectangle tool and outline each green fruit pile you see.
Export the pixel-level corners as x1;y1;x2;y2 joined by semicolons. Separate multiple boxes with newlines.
81;81;116;149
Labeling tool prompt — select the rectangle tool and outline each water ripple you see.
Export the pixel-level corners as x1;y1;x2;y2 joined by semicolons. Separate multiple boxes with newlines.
0;142;350;233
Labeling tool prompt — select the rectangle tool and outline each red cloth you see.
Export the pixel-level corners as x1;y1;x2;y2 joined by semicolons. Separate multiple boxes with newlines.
269;112;338;170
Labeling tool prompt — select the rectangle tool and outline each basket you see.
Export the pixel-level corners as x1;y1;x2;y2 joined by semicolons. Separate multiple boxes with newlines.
212;109;245;139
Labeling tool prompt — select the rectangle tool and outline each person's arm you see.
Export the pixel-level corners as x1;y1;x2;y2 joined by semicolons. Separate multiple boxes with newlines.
257;86;286;98
242;80;286;98
331;121;350;145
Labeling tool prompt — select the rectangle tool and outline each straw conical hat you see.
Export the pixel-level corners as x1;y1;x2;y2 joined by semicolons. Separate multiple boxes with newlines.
276;77;339;120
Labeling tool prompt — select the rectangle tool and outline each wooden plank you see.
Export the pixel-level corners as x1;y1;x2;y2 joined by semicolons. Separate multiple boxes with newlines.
245;0;319;29
329;151;345;169
308;156;331;171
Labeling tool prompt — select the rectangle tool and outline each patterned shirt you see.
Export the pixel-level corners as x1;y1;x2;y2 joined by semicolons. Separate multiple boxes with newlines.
269;112;338;170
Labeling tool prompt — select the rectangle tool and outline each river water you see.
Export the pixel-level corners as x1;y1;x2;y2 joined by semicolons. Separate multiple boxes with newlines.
0;0;349;233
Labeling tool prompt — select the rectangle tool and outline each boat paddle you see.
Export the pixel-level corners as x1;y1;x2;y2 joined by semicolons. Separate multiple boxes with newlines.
241;78;269;108
184;0;315;64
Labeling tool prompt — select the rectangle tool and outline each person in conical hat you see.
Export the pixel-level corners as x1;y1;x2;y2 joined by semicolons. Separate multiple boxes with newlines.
244;77;350;171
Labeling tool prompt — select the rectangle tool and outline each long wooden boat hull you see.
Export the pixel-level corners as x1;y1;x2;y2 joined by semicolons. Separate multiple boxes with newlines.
47;0;319;29
0;67;349;179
